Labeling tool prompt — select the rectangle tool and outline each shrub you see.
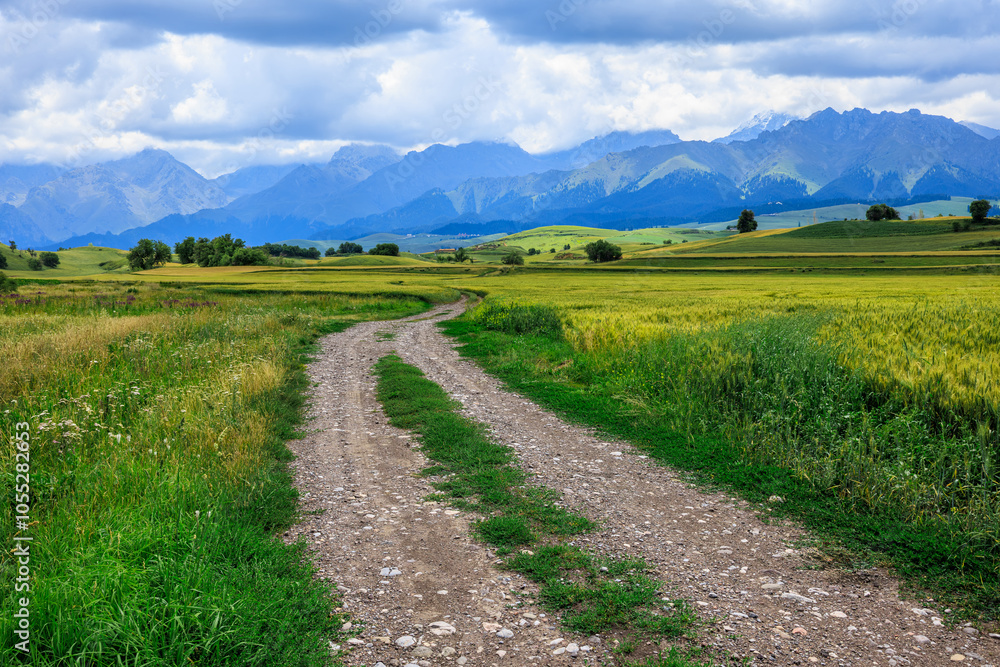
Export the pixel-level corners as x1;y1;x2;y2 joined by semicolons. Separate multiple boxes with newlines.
501;250;524;266
337;241;364;254
583;239;622;262
0;271;17;292
369;243;399;256
39;251;60;268
27;257;43;270
127;239;172;270
0;251;6;270
866;203;901;221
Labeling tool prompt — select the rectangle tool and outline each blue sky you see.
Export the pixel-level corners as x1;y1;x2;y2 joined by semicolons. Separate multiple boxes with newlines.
1;0;998;176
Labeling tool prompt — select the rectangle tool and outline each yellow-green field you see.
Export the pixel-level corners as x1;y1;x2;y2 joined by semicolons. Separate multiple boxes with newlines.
1;244;130;277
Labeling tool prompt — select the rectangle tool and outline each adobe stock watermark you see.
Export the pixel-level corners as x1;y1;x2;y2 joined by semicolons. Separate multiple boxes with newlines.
11;420;33;656
211;108;295;191
59;64;170;170
352;0;403;48
876;0;928;33
671;8;737;67
383;75;502;191
545;0;589;31
5;0;71;54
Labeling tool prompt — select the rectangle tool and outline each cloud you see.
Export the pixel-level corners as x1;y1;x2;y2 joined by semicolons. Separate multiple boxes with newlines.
0;0;998;174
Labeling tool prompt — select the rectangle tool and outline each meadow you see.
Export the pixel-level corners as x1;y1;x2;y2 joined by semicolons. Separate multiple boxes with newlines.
3;220;1000;666
0;280;434;665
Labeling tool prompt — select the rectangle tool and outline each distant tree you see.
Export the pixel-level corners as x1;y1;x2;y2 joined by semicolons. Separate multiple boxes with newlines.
325;247;337;257
0;252;6;270
563;243;570;250
127;239;172;270
866;204;901;221
369;243;399;257
0;271;16;293
175;237;197;264
549;248;556;253
969;199;992;223
7;240;15;250
584;239;623;262
39;251;60;268
337;241;364;254
501;250;524;266
527;248;537;256
454;247;470;263
736;209;758;233
27;257;43;271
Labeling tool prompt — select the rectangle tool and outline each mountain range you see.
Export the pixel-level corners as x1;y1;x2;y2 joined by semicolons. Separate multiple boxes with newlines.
1;108;998;250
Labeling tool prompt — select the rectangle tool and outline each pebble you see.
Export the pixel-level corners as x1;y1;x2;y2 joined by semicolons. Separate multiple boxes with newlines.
413;646;433;658
829;611;848;618
497;629;514;639
429;621;457;636
914;635;931;645
951;655;966;662
483;622;502;633
762;583;783;590
566;643;580;655
553;647;567;656
341;622;353;631
395;635;416;648
781;592;818;604
457;658;468;666
793;627;808;636
441;647;456;657
989;633;1000;640
964;627;979;636
497;650;507;658
375;663;386;667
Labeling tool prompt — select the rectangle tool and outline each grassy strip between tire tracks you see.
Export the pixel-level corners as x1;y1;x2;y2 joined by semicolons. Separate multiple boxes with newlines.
438;315;1000;623
372;355;709;665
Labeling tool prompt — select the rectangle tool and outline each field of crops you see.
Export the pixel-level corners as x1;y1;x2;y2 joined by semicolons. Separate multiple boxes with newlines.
0;281;429;664
457;269;1000;610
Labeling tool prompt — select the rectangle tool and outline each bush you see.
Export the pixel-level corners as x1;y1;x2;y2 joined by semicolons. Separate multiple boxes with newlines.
0;251;7;270
191;234;268;267
337;242;364;255
369;243;399;257
0;271;17;292
969;199;992;223
39;251;60;268
127;239;172;270
27;257;43;271
866;204;901;221
501;250;524;266
583;239;622;262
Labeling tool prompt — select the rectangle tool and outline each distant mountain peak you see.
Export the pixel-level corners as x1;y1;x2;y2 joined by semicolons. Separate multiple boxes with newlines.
960;121;1000;140
716;111;800;144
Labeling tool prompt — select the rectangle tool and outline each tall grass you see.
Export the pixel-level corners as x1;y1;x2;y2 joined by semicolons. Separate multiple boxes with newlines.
1;282;429;665
445;298;1000;616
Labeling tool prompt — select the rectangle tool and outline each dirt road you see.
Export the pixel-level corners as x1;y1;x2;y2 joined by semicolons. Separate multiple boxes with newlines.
285;301;999;667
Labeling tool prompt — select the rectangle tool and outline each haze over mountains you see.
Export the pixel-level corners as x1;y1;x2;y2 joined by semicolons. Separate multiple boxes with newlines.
2;108;999;250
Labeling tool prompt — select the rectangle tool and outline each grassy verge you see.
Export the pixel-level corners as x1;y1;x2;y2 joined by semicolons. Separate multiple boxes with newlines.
1;282;431;665
441;305;1000;621
372;355;702;661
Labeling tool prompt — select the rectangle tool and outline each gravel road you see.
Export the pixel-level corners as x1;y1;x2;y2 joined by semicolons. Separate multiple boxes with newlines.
285;300;999;667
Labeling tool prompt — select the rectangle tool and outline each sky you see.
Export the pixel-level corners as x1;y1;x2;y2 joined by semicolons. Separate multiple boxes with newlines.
1;0;999;177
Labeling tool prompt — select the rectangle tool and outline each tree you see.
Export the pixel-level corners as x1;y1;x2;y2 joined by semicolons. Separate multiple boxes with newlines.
969;199;992;223
39;251;60;268
0;251;6;270
175;237;197;264
501;250;524;266
27;257;43;271
583;239;623;262
736;209;758;233
563;244;570;250
337;241;364;254
7;240;15;250
527;248;537;256
453;247;470;263
127;239;172;270
369;243;399;256
866;204;901;221
0;271;16;293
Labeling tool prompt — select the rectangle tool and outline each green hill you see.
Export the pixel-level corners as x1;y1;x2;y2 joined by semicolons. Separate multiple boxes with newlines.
1;244;131;277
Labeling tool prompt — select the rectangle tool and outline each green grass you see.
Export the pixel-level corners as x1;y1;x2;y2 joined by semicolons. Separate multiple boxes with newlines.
1;244;132;277
1;284;431;665
316;253;432;267
441;308;1000;621
372;355;701;651
781;219;955;238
